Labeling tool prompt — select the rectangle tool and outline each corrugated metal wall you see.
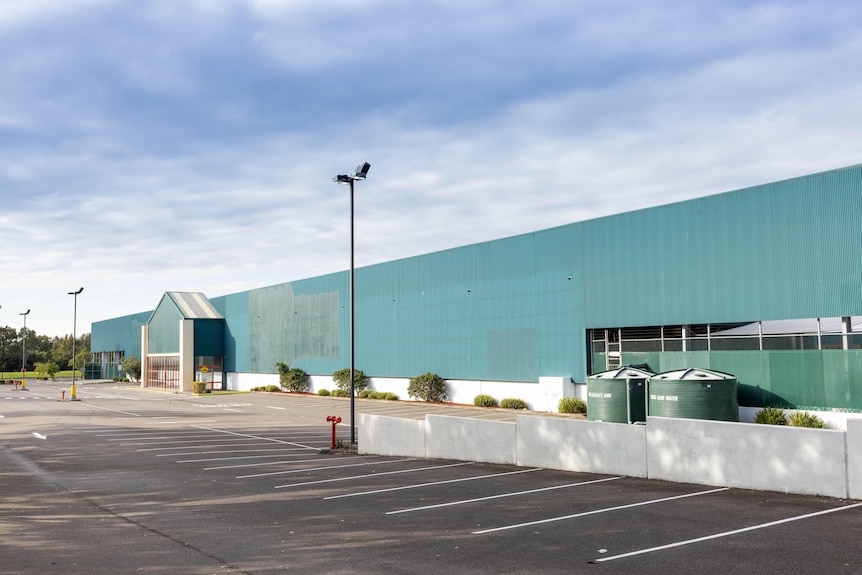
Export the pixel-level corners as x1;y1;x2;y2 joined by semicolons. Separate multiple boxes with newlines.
91;311;150;355
92;164;862;406
147;296;181;354
581;166;862;327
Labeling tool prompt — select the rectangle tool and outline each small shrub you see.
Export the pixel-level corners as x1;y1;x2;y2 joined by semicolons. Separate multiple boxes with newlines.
473;394;497;407
408;372;448;402
331;388;349;397
332;368;369;395
500;397;528;410
275;362;310;393
358;389;373;399
789;412;827;428
754;406;787;425
266;385;281;392
382;392;399;401
317;389;331;396
558;396;587;414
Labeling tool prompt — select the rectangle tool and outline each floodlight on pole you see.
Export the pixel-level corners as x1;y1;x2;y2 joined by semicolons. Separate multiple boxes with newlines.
332;161;371;445
69;287;84;401
20;309;30;387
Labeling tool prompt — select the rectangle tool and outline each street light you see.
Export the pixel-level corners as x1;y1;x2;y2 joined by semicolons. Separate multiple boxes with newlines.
332;162;371;445
20;309;30;386
69;287;84;401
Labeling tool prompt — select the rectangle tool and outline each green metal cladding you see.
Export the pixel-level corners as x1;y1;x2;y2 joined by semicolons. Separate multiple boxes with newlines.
91;164;862;410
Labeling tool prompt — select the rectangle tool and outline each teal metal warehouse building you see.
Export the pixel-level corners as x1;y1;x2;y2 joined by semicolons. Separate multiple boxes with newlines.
91;164;862;414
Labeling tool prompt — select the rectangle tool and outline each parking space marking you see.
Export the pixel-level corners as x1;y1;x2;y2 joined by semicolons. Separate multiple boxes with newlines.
202;453;336;470
593;501;862;563
236;458;415;479
156;447;310;457
191;425;317;449
84;403;146;416
387;475;622;514
325;467;542;500
137;442;289;452
176;449;312;463
123;437;264;446
473;487;730;534
274;461;474;489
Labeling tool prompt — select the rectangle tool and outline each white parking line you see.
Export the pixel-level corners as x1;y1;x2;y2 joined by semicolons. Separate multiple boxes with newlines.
325;468;542;500
275;462;474;489
202;454;330;469
191;425;317;449
156;448;308;457
473;487;730;534
176;450;312;462
137;442;287;452
72;403;143;417
387;476;622;514
124;437;264;446
593;501;862;563
109;433;233;441
236;458;414;479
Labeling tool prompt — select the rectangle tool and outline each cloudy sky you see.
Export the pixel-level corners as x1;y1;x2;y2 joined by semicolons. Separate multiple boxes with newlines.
1;0;861;337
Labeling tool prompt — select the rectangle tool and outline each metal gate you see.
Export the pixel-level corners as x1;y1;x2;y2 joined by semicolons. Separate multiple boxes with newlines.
146;355;180;390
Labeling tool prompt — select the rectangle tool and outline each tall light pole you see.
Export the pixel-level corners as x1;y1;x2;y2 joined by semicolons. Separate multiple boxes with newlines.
333;162;371;445
20;309;30;386
69;287;84;401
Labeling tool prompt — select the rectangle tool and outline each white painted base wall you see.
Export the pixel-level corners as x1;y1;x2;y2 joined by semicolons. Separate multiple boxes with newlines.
225;373;576;412
359;413;862;499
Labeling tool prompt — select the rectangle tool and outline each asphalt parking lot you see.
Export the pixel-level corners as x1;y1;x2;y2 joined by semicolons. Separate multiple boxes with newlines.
1;380;860;574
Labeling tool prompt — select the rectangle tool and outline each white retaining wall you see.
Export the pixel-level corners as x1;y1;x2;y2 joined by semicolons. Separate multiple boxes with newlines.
358;412;862;499
358;414;426;458
848;419;862;500
646;416;848;498
516;416;647;478
426;415;517;464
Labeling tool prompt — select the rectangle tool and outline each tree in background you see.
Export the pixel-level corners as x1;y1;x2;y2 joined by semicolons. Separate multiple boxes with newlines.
122;356;142;381
0;327;91;375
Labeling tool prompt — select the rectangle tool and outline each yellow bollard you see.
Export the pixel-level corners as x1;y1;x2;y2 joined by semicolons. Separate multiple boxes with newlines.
70;384;80;401
20;380;26;390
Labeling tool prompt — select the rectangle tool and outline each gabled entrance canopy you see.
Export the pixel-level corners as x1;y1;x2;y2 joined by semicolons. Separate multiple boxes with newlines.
141;292;225;392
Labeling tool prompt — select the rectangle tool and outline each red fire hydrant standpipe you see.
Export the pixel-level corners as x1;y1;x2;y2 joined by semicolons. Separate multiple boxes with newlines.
326;415;343;448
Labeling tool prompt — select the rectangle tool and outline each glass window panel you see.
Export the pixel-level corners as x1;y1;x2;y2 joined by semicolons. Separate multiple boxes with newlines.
710;337;760;351
663;339;683;351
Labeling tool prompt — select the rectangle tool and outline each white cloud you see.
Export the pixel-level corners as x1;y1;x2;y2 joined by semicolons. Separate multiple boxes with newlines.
1;0;861;336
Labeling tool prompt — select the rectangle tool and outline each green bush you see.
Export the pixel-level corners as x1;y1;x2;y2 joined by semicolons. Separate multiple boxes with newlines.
275;362;310;393
266;385;281;392
317;389;331;396
754;406;787;425
558;396;587;414
500;397;528;410
788;411;827;428
408;372;448;402
332;368;369;395
382;392;399;401
473;394;497;407
331;388;349;397
358;389;373;398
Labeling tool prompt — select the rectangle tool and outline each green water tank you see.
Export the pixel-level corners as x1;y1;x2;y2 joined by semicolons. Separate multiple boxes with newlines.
648;368;738;421
587;367;653;423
